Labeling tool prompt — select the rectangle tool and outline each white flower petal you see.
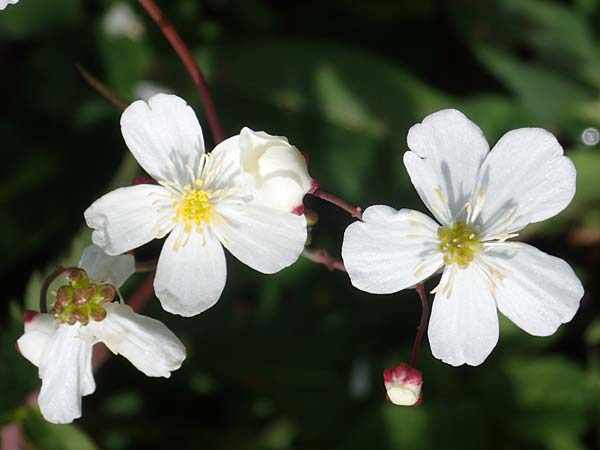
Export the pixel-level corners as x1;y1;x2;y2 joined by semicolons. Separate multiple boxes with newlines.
17;313;57;367
90;303;186;377
121;94;205;181
404;109;489;225
78;244;135;288
37;324;95;424
485;242;583;336
216;203;307;274
472;128;576;237
0;0;19;10
428;265;499;366
85;184;169;255
239;128;290;173
254;176;307;212
341;206;444;294
154;226;227;317
210;135;242;174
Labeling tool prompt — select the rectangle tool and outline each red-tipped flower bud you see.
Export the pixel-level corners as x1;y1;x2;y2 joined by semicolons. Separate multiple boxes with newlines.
383;363;423;406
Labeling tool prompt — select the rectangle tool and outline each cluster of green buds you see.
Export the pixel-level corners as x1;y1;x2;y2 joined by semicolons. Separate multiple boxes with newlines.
54;269;116;325
437;221;483;269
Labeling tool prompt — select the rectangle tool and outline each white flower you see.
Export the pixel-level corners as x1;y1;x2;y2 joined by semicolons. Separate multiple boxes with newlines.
238;128;314;213
383;363;422;406
84;94;308;317
342;109;584;366
0;0;19;11
17;245;186;424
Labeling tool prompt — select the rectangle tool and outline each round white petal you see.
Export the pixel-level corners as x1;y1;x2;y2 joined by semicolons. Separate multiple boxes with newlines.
37;324;96;424
18;313;57;367
485;242;583;336
428;265;499;366
471;128;576;237
404;109;489;225
239;127;290;173
154;226;227;317
78;244;135;288
121;94;205;181
341;206;444;294
84;184;170;255
90;303;186;377
216;203;307;274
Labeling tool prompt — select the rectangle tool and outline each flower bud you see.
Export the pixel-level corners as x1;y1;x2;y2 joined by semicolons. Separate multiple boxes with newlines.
239;127;313;213
383;363;423;406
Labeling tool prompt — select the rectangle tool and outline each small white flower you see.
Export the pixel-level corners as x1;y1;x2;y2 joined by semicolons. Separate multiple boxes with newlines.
84;94;308;317
17;245;186;424
0;0;19;11
342;109;584;366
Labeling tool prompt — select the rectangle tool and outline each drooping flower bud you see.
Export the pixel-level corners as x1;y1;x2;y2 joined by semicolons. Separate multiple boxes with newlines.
239;127;313;213
383;363;423;406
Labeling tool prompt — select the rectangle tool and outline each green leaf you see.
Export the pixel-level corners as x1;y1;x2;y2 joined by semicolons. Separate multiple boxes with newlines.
0;0;82;38
20;408;99;450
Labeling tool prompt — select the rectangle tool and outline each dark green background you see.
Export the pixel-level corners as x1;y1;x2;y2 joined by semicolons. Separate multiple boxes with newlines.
1;0;599;449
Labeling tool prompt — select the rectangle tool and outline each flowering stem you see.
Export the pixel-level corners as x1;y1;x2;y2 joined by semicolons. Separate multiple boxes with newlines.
77;65;127;110
135;258;158;273
39;266;75;314
137;0;224;143
310;189;363;220
301;248;346;272
409;283;430;368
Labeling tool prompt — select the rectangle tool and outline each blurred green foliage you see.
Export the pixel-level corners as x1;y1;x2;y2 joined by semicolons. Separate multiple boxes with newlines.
0;0;599;449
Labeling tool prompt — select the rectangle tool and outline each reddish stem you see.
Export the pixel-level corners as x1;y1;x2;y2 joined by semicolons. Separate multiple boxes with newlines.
137;0;224;143
410;283;430;368
310;189;363;220
77;65;127;110
301;248;346;272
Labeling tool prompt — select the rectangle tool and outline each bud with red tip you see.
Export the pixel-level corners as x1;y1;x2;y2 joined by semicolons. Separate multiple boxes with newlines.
383;363;423;406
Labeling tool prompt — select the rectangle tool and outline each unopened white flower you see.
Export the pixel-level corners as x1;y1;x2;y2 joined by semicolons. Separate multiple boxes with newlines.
0;0;19;11
383;363;422;406
84;94;308;317
17;245;186;424
342;109;584;366
238;128;314;213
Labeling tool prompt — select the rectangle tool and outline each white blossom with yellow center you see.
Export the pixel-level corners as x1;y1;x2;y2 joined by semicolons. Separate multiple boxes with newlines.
85;94;309;317
342;109;584;366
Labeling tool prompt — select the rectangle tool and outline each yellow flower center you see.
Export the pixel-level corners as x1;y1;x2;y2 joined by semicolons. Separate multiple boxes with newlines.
438;221;482;268
175;189;216;230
